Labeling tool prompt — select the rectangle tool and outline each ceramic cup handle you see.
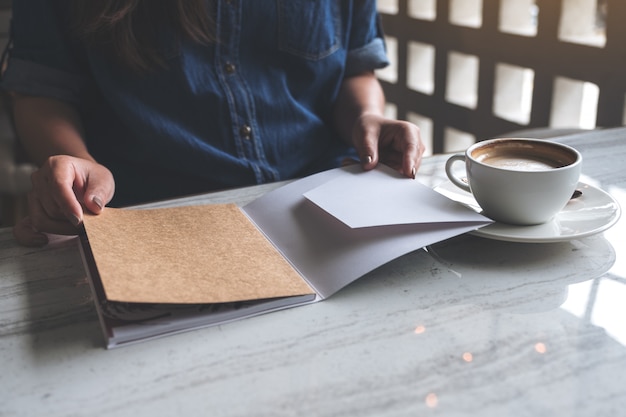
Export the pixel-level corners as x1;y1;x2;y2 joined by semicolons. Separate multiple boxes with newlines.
445;153;472;193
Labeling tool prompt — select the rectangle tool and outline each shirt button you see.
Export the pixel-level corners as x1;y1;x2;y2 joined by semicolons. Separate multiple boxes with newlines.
240;124;252;139
224;63;236;74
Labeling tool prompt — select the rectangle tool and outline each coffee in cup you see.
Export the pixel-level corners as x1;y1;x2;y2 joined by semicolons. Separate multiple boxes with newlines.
445;138;582;225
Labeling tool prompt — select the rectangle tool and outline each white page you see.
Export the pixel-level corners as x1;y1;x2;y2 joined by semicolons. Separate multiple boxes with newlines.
303;164;485;228
242;164;492;299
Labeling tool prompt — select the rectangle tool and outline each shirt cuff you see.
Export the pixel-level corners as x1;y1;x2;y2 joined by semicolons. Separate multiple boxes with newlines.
1;58;87;104
344;37;389;77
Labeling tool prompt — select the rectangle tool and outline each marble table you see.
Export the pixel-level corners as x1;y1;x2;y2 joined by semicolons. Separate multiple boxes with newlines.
2;128;626;417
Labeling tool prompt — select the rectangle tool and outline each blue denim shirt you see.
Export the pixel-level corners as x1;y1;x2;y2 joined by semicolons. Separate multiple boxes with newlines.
2;0;389;206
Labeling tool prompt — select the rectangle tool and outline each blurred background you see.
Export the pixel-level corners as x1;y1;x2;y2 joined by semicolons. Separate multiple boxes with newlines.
376;0;624;155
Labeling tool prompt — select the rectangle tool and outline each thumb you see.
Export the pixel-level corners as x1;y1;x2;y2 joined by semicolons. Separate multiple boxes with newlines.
81;172;115;215
84;193;107;214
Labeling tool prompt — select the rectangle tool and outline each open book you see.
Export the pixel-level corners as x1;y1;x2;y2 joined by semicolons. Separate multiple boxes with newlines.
79;164;491;348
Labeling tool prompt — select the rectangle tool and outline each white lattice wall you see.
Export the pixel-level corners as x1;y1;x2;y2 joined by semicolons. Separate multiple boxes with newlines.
377;0;625;155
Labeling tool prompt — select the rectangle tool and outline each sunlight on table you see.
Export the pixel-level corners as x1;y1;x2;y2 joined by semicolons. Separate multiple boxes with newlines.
560;184;626;346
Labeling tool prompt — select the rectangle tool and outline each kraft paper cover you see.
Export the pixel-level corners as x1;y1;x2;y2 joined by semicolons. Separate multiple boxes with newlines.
82;204;313;304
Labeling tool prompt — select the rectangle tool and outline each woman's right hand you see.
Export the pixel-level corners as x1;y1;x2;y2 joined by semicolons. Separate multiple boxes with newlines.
13;155;115;247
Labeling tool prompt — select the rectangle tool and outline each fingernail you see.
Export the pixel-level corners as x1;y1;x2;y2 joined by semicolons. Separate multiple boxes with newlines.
362;155;373;165
92;196;103;210
411;166;417;179
68;214;82;226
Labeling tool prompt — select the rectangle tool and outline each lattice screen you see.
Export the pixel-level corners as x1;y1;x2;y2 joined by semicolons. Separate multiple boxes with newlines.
377;0;626;155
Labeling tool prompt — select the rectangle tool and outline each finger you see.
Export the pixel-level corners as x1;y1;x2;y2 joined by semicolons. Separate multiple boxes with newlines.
389;122;422;179
402;141;421;179
30;170;67;222
44;161;85;225
27;193;81;236
381;122;423;179
353;123;380;171
12;217;49;247
31;162;83;225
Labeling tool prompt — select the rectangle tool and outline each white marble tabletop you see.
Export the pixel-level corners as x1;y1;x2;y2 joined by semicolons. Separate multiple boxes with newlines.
2;128;626;417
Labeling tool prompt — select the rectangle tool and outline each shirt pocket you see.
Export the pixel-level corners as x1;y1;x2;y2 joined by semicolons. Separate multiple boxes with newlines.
277;0;341;60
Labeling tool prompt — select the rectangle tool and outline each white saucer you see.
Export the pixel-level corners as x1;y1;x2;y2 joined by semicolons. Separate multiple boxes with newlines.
434;180;621;243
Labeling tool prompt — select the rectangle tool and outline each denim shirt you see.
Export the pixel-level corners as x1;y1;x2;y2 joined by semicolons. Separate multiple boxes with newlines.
2;0;389;206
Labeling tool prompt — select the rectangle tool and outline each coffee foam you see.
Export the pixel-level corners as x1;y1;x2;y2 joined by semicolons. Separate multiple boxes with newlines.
479;154;560;171
472;139;577;171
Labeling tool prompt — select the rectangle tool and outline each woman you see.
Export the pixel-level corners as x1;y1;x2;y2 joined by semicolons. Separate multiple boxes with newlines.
2;0;424;246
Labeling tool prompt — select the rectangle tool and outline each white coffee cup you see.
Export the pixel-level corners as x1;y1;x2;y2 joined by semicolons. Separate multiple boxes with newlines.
445;138;582;225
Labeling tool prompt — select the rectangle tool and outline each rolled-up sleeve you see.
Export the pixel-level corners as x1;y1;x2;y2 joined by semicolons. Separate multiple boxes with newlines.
1;0;89;104
344;0;389;77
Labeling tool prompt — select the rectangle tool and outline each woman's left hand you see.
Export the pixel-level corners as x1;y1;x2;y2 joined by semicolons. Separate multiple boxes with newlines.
351;113;425;178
